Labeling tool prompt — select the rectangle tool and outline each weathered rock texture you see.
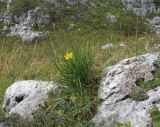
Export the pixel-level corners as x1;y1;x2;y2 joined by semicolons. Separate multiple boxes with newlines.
93;53;160;127
3;80;59;120
0;1;50;42
149;16;160;35
106;13;117;23
122;0;160;16
7;21;47;42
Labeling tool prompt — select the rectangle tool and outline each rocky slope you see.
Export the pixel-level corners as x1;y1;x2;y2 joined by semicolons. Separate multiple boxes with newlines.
0;0;160;42
93;53;160;127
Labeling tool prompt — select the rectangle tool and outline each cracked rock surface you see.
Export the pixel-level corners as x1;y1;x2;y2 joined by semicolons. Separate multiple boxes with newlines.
93;53;160;127
3;80;59;120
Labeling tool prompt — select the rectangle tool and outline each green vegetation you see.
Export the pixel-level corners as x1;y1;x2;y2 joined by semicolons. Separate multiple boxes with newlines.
0;27;159;127
11;0;54;16
129;87;148;101
116;121;131;127
55;46;96;92
0;2;7;13
11;0;38;16
0;0;160;126
154;0;160;7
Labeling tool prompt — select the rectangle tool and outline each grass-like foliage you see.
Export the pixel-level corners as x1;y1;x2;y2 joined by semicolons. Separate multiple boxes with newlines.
154;0;160;7
0;2;7;13
118;13;150;36
2;89;99;127
55;45;95;93
11;0;56;18
116;121;131;127
11;0;38;16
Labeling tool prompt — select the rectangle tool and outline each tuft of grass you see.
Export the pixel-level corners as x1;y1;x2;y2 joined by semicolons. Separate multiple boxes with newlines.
54;45;96;93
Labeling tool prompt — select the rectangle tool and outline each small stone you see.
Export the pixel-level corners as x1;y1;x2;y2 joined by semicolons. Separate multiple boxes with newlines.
102;43;114;49
106;13;117;23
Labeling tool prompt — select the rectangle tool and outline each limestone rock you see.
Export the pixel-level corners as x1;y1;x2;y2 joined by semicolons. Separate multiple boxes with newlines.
93;53;160;127
149;17;160;35
106;13;117;23
3;80;59;120
153;44;160;49
102;43;127;50
102;43;114;50
122;0;159;16
0;123;8;127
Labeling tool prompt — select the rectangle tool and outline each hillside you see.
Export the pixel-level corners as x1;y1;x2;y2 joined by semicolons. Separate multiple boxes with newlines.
0;0;160;127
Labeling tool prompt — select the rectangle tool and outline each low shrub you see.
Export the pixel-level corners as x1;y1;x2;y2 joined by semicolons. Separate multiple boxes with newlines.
129;87;148;101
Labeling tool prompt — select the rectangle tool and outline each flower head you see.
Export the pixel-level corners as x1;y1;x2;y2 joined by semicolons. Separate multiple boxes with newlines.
64;52;73;60
70;95;77;102
56;110;64;116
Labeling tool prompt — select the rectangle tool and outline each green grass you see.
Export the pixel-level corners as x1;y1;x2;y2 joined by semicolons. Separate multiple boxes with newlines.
0;0;160;126
0;28;159;126
0;2;7;13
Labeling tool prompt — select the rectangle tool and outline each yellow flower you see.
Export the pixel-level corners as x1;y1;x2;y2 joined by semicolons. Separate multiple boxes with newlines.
64;52;73;60
70;95;77;102
56;110;64;116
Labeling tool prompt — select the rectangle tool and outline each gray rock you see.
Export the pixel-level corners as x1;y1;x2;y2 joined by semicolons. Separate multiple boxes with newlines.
2;25;10;34
106;13;117;23
3;80;59;120
4;7;50;42
132;7;147;16
102;43;114;49
153;44;160;49
79;0;88;7
102;43;128;50
72;13;90;20
118;43;128;48
20;31;47;43
122;0;159;16
8;21;47;42
26;7;51;27
149;17;160;25
99;53;158;100
93;87;160;127
0;123;8;127
93;53;160;127
66;0;78;7
149;17;160;35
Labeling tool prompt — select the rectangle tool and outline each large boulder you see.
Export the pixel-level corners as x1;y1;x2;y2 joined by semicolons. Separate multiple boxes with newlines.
93;53;160;127
7;22;47;42
3;80;59;120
